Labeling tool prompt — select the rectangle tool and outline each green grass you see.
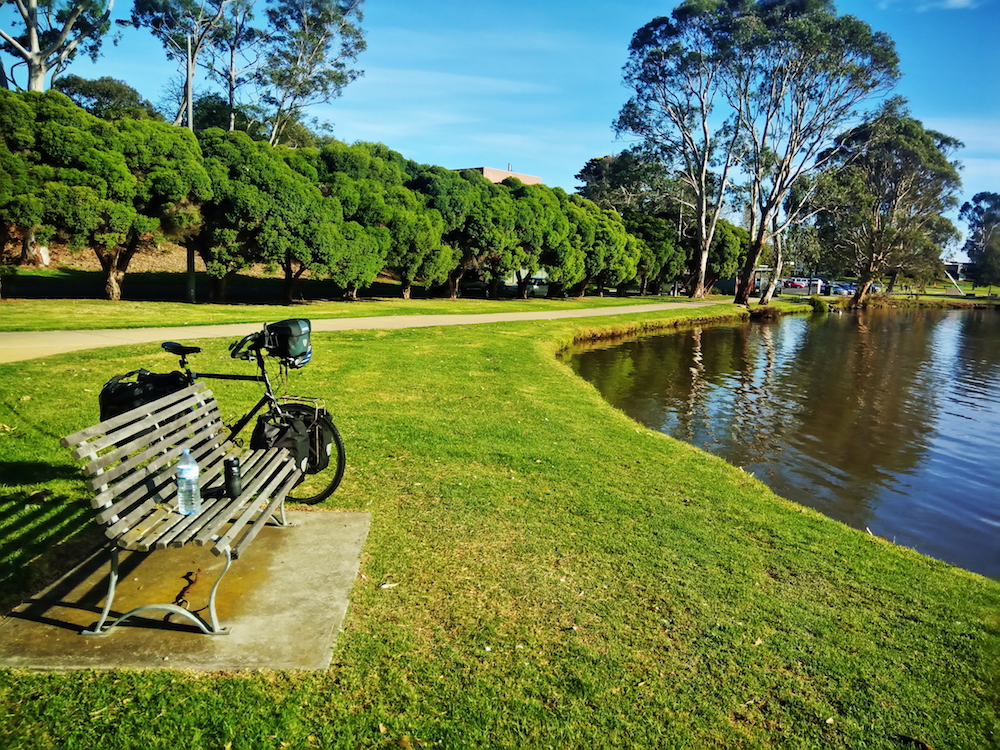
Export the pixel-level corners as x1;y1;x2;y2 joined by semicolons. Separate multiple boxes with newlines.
1;302;998;748
0;294;707;332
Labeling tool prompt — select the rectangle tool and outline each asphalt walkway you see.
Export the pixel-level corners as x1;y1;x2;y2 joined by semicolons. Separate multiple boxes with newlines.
0;301;720;364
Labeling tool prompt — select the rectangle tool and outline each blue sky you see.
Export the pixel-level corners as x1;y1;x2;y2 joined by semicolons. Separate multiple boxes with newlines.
63;0;1000;225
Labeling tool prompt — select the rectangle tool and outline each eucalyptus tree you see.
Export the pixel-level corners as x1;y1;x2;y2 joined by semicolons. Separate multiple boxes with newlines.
261;0;365;145
617;4;744;299
129;0;229;130
0;0;113;90
204;0;266;131
960;192;1000;286
724;0;900;305
53;74;161;119
814;105;962;308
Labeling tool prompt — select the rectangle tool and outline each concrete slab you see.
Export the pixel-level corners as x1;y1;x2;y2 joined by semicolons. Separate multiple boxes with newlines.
0;510;370;671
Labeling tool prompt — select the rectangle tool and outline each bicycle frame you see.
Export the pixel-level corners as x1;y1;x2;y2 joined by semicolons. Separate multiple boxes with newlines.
175;345;283;444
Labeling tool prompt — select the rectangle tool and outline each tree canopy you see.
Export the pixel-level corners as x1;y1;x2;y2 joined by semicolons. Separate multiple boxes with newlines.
960;192;1000;287
0;0;114;91
617;0;901;305
0;89;210;299
814;103;961;307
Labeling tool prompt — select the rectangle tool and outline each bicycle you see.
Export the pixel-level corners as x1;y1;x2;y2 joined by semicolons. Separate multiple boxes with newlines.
159;319;346;505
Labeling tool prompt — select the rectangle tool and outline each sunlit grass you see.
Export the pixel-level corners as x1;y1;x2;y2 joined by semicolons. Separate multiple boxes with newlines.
1;302;997;748
0;294;718;332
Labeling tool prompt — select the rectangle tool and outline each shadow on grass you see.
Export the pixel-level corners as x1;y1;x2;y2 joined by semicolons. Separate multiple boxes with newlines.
4;268;431;304
0;482;102;614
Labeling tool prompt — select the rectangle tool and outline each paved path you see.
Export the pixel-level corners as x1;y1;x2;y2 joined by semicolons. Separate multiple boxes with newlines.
0;301;720;364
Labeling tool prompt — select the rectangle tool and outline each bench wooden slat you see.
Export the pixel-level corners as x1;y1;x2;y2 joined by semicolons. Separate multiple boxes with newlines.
90;428;226;509
121;493;235;551
98;443;229;529
61;383;215;454
160;446;283;548
190;448;291;546
73;395;219;470
85;407;223;493
229;472;298;558
213;458;298;556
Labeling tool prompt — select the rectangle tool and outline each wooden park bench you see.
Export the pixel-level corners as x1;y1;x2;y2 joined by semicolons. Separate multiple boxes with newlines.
60;382;302;636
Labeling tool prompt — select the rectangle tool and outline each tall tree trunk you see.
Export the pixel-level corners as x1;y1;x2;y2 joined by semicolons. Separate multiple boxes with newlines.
848;279;873;310
400;278;412;299
886;266;900;295
735;237;766;306
758;224;783;305
690;238;710;298
448;267;465;299
343;284;359;301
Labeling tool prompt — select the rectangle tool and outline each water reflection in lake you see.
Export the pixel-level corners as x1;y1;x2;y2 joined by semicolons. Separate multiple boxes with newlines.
568;309;1000;578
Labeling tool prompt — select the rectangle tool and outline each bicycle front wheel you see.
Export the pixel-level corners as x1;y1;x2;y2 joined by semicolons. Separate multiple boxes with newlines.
280;402;346;504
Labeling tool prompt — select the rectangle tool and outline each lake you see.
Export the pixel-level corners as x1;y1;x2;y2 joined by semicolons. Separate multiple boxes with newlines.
568;308;1000;578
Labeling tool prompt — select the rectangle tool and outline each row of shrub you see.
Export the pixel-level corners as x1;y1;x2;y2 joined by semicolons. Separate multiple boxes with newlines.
0;90;747;302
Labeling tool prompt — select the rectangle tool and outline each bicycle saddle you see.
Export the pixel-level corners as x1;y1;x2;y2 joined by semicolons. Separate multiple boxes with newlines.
162;341;202;356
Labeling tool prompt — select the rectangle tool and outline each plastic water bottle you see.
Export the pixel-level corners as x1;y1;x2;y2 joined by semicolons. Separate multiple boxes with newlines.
176;449;201;515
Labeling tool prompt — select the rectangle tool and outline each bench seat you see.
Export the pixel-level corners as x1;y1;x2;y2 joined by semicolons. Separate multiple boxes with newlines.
61;382;302;635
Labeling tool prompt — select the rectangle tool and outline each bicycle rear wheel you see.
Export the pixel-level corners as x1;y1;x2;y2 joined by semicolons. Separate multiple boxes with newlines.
280;402;346;504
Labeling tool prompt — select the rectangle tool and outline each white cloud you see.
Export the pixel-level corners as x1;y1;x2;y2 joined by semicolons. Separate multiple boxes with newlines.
922;117;1000;155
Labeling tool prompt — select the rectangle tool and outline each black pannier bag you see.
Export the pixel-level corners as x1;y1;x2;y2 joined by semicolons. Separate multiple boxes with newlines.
263;319;312;368
250;414;310;475
279;402;335;474
99;369;189;422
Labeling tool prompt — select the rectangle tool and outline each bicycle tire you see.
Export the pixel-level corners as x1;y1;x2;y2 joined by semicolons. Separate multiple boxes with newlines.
279;402;346;504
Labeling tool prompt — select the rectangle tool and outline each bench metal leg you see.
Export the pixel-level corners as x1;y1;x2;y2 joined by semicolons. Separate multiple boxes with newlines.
82;546;233;636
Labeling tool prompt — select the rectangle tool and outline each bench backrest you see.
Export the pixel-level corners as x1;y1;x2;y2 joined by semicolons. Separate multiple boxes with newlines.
61;383;230;534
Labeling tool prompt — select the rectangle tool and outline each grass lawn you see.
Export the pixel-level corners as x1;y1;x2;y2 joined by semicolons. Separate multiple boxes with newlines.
0;294;715;332
0;302;997;748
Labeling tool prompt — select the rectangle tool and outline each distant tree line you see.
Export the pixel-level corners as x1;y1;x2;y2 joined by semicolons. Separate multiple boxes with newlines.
2;89;736;302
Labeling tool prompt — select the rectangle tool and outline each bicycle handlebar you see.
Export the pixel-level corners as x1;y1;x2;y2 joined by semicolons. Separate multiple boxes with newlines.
228;331;264;360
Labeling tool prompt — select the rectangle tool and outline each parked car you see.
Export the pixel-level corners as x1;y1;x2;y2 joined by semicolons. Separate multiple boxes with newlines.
459;271;488;296
526;277;549;297
783;279;805;288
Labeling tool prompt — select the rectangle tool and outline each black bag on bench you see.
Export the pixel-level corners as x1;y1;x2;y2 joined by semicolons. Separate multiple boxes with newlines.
99;369;190;421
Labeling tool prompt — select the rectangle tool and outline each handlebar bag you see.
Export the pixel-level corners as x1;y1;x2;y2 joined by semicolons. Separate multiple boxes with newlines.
99;369;189;421
250;414;310;474
263;319;312;368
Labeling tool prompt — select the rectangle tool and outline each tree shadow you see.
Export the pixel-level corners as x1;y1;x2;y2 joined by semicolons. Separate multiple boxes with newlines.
0;464;98;614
